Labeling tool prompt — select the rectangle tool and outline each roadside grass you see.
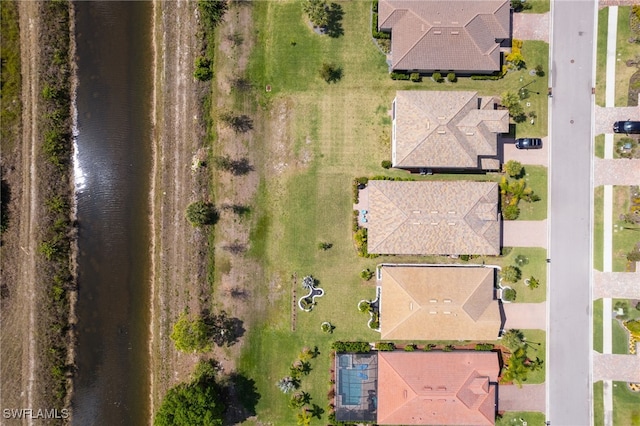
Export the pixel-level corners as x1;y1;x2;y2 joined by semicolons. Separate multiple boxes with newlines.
613;186;639;272
615;7;635;107
0;0;21;151
612;318;628;354
594;186;604;271
594;299;603;353
497;412;546;425
596;7;609;107
517;165;547;220
500;247;547;303
613;381;640;426
594;381;604;426
520;329;546;384
595;134;605;158
240;2;549;423
520;0;550;14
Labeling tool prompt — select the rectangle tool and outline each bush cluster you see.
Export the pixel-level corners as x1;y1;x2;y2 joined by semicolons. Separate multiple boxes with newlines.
475;343;494;351
376;342;395;351
331;341;371;353
390;72;410;80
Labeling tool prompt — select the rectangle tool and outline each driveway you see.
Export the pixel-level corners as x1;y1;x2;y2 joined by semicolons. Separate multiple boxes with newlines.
502;220;547;248
594;158;640;186
593;353;640;382
498;384;546;412
512;13;549;42
594;105;640;135
502;302;547;330
593;270;640;299
502;137;548;167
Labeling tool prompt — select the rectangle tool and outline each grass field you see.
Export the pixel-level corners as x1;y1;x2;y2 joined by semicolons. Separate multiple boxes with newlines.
594;381;605;426
521;0;550;14
596;7;609;107
497;411;546;425
613;186;639;272
612;318;628;354
520;329;546;384
237;2;550;423
594;186;604;271
595;134;605;158
615;7;635;107
613;381;640;426
501;248;547;303
594;298;603;353
517;165;548;220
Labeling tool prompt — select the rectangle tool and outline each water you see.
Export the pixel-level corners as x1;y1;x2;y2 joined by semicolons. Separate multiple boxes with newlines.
72;2;152;424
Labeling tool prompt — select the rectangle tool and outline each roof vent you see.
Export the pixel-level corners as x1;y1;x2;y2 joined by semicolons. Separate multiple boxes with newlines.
448;211;456;214
448;222;456;226
465;131;474;136
430;210;438;214
437;129;446;134
451;31;459;35
451;21;459;25
429;299;437;303
429;311;437;314
413;210;421;214
444;299;452;303
434;21;441;24
437;116;446;120
443;311;451;315
433;30;442;35
430;222;438;226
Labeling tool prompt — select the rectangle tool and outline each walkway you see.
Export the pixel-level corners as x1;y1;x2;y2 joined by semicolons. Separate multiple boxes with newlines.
502;220;547;248
498;384;546;412
593;270;640;299
512;13;550;42
593;353;640;382
502;302;547;330
595;158;640;185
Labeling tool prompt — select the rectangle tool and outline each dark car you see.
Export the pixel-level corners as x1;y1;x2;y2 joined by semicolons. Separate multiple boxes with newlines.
613;120;640;134
514;138;542;149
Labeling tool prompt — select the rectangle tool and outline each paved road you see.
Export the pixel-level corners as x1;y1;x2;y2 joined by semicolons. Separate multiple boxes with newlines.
547;1;596;425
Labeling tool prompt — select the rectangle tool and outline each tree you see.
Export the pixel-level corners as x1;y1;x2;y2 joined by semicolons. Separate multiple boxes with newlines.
319;62;342;83
360;268;375;281
289;391;312;409
501;266;521;283
186;201;219;227
170;312;211;352
504;160;524;178
154;380;224;426
527;276;540;290
447;72;457;82
514;254;529;266
502;329;526;351
505;52;526;69
502;287;517;302
297;409;313;426
194;56;213;81
318;241;333;250
501;91;525;120
302;275;315;290
503;204;520;220
276;376;298;393
303;0;329;28
431;72;443;82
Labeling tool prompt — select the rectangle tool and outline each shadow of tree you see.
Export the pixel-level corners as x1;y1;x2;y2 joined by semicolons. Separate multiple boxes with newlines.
325;3;344;38
202;310;245;347
222;373;261;425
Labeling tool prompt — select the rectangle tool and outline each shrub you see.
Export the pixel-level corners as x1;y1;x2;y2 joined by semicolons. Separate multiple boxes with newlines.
390;72;410;80
471;74;503;80
358;300;372;313
504;160;524;178
318;242;333;251
431;72;443;83
377;342;395;351
442;344;454;352
193;56;213;81
503;204;520;220
404;344;416;351
331;341;371;353
475;343;494;351
502;288;517;302
447;72;457;82
514;254;529;266
535;64;545;77
303;0;329;28
410;72;421;82
360;268;375;281
354;228;369;257
381;160;392;169
423;343;435;351
186;201;219;227
170;312;211;353
527;276;540;290
319;62;342;83
626;319;640;334
369;319;380;329
511;0;532;12
501;266;521;283
506;52;526;69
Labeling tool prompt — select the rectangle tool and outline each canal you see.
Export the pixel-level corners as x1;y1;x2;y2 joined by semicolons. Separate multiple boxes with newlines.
73;2;153;424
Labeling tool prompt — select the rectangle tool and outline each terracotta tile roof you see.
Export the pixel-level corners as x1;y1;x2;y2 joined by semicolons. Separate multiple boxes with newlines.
379;0;510;73
380;265;501;341
392;91;508;169
367;180;500;255
377;351;499;425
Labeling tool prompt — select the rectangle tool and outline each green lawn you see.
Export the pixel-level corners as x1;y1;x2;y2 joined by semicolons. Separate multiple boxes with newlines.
496;412;546;425
595;134;605;158
613;186;640;271
520;0;550;14
520;329;546;384
500;248;547;303
594;381;604;426
237;2;549;423
594;186;604;271
594;298;603;353
615;7;635;107
612;318;629;354
517;165;548;220
613;381;640;426
596;7;609;107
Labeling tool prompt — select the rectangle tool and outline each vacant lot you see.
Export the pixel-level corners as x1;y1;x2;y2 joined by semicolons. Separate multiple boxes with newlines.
233;2;550;423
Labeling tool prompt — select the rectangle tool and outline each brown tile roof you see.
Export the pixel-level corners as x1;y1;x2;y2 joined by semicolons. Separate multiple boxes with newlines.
379;0;510;72
367;180;500;255
377;351;499;425
380;265;501;341
392;91;509;169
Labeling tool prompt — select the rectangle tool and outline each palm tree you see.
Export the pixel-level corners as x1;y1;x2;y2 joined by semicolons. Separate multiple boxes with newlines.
502;329;526;351
276;376;298;393
302;275;314;290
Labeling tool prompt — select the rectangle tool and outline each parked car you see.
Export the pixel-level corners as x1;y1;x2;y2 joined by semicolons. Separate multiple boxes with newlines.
514;138;542;149
613;120;640;134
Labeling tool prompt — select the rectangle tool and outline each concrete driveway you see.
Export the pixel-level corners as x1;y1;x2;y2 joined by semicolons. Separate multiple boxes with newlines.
593;353;640;382
502;137;549;167
502;220;548;248
502;302;547;330
512;13;550;42
498;384;546;412
594;158;640;186
594;105;640;135
593;270;640;299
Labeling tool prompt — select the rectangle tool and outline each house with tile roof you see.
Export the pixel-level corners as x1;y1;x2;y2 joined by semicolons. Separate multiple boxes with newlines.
377;351;499;425
378;0;511;74
366;180;500;255
379;264;502;341
391;91;509;171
